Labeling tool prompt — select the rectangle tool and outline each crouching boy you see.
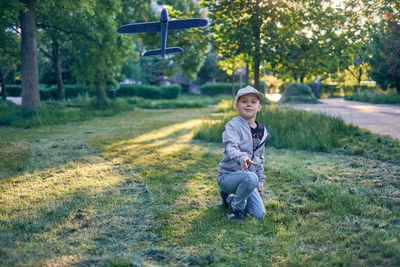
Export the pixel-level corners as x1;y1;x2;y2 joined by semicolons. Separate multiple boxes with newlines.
218;86;269;221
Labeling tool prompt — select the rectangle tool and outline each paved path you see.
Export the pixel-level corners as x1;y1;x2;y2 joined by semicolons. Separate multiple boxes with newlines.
293;98;400;139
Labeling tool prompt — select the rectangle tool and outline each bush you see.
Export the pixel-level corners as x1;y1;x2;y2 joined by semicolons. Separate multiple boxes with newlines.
128;97;208;109
344;90;400;105
279;83;319;104
40;86;58;100
4;85;22;97
6;84;58;98
200;82;242;96
64;85;91;99
160;84;181;99
0;99;20;126
118;84;161;99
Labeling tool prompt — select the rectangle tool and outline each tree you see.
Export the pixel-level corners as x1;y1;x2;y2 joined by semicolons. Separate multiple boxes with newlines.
36;1;82;101
70;0;142;105
0;1;21;100
204;0;283;90
0;32;19;100
20;0;40;112
363;0;400;93
197;52;229;84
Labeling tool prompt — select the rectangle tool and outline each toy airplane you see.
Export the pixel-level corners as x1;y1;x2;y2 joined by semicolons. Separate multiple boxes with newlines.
117;7;208;57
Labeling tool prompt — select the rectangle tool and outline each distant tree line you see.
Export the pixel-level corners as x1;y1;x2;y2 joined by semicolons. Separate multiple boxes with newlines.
1;0;399;114
202;0;400;94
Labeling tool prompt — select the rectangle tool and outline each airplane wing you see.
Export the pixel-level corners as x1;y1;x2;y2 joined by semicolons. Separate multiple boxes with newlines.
143;47;183;57
117;21;161;33
168;19;208;31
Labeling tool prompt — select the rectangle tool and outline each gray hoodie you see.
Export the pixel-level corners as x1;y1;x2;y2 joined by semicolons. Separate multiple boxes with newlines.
218;116;269;186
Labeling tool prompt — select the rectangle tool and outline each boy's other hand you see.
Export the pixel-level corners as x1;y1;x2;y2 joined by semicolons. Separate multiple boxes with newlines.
241;156;257;172
257;185;264;196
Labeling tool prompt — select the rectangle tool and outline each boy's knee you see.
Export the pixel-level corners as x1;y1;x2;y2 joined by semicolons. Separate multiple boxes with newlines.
244;172;258;188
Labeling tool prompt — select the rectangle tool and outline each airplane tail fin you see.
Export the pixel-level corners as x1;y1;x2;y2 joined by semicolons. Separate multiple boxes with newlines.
143;47;183;57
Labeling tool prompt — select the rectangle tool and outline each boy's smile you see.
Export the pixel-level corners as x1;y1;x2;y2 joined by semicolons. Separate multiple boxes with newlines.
235;93;262;123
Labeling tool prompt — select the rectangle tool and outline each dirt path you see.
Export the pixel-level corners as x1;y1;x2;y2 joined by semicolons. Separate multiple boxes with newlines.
293;98;400;139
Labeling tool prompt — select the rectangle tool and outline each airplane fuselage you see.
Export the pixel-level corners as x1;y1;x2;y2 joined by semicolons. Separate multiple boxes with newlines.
160;8;168;57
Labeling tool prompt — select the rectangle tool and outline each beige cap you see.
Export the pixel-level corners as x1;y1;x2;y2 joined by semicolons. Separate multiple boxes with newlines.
236;86;264;102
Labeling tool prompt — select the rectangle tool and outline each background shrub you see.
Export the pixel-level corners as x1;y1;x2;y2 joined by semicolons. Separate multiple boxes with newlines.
160;84;181;99
40;86;58;100
0;100;20;125
344;90;400;105
64;85;91;99
118;84;161;99
200;82;242;96
4;84;90;99
4;85;22;97
279;83;319;104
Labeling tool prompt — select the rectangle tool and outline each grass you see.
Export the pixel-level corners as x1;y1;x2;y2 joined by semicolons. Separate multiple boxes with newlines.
195;105;400;164
344;90;400;105
0;105;399;265
0;93;228;128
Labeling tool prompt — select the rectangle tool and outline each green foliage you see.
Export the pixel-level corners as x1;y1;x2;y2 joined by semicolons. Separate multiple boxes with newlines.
200;82;241;96
345;90;400;105
303;83;379;98
160;84;181;99
118;84;181;99
195;104;400;163
279;83;319;104
70;1;139;104
118;85;161;99
197;52;229;84
39;85;91;101
131;98;208;109
367;21;400;93
4;85;21;97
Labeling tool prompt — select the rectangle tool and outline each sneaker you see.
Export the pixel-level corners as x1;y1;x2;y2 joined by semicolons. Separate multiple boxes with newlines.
228;209;244;221
220;190;229;209
227;197;244;221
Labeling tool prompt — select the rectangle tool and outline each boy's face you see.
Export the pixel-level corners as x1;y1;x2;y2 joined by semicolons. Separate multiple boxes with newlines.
234;93;262;120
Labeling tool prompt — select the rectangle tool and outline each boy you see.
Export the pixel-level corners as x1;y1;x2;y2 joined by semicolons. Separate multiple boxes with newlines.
218;86;269;221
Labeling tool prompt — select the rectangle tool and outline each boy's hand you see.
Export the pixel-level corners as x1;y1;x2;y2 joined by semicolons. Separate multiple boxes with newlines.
257;185;264;196
241;156;257;172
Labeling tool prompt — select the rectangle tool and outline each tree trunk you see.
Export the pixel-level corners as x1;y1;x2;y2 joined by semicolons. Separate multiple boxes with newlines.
252;0;261;91
0;77;7;101
300;75;305;83
52;41;65;102
96;72;107;105
20;0;40;113
0;69;9;101
245;63;249;86
97;86;107;105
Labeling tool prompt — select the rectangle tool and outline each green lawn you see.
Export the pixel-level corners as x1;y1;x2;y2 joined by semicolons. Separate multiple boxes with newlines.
0;107;399;266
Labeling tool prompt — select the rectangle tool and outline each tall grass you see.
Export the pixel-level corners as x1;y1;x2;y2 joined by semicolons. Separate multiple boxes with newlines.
257;106;355;151
344;90;400;105
194;105;400;163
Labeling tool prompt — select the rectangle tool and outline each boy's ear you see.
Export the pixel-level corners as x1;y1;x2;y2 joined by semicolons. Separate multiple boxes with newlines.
234;102;238;110
257;104;262;111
